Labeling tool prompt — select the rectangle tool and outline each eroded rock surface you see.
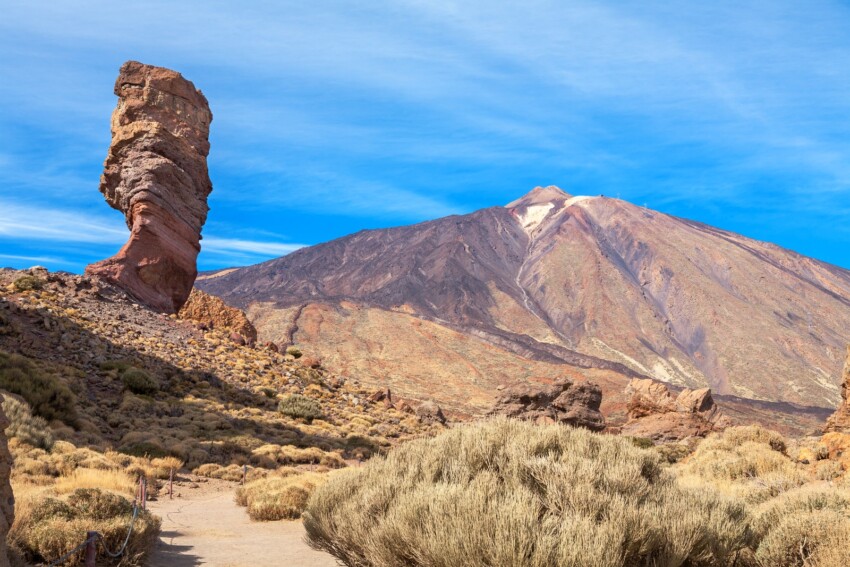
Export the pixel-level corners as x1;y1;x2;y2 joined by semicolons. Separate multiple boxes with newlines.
179;289;257;345
0;405;13;567
86;61;213;314
621;378;728;442
824;346;850;433
488;378;605;431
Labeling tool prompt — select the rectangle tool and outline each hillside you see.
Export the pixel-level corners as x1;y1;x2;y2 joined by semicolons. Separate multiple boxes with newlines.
198;186;850;428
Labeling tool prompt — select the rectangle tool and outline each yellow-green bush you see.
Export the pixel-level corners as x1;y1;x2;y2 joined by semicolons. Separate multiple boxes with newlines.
304;418;753;567
13;275;44;292
0;351;77;425
10;488;160;566
278;394;321;421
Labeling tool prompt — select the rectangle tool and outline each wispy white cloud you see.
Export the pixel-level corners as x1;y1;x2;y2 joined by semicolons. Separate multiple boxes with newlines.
202;237;305;257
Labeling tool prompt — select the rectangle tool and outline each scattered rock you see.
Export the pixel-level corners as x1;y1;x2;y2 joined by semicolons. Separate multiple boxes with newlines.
824;346;850;433
488;378;605;431
179;289;257;345
85;61;214;314
620;379;727;442
415;401;446;425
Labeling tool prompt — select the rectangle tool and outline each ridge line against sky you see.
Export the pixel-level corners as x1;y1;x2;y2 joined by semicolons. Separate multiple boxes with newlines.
1;1;850;271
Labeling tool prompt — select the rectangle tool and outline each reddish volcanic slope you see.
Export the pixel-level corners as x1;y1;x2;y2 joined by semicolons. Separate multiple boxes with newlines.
198;186;850;424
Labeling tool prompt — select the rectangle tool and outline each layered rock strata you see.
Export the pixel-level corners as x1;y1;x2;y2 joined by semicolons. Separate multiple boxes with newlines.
621;379;728;442
488;378;605;431
86;61;213;313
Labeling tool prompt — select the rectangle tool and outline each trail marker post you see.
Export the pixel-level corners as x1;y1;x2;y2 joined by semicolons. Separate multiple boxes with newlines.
85;532;97;567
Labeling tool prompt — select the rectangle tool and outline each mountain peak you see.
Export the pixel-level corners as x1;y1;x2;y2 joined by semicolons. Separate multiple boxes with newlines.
506;186;572;208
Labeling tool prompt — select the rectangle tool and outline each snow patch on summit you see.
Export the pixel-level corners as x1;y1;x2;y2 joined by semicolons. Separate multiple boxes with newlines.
517;203;554;233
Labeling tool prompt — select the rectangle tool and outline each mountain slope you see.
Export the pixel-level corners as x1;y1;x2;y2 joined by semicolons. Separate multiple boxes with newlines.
198;186;850;418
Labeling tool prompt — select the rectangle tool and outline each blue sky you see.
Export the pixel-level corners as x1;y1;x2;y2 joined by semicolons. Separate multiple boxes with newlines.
2;1;850;271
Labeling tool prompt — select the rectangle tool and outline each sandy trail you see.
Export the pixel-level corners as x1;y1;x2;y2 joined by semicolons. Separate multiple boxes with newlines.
147;477;339;567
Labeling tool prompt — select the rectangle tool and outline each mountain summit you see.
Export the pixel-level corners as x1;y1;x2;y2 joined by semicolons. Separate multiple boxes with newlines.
198;188;850;420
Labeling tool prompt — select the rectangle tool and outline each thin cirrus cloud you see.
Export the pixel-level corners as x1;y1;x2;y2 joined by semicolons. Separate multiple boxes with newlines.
1;1;850;271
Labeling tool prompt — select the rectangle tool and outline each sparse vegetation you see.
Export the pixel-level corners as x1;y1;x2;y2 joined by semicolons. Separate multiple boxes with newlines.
0;351;77;425
305;418;754;567
278;394;322;421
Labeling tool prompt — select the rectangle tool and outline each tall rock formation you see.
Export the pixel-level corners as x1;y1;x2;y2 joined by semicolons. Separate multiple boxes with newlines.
824;346;850;432
488;378;606;431
0;406;13;567
86;61;213;313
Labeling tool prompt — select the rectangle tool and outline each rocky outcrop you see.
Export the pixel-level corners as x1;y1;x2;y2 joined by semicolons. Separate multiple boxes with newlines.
621;379;728;442
415;401;447;425
824;346;850;433
178;289;257;345
0;406;13;567
488;378;605;431
86;61;213;314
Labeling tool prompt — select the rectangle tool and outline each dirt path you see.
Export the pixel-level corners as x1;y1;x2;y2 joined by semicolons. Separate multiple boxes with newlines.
147;477;339;566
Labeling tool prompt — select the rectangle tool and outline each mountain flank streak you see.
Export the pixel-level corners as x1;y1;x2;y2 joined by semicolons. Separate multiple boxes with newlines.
86;61;213;314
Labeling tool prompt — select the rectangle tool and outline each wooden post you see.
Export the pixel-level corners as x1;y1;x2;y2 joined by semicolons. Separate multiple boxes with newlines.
242;464;247;485
85;531;97;567
169;467;174;499
141;477;147;510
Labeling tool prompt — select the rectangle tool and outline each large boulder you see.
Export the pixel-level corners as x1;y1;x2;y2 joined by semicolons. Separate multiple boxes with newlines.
488;378;605;431
178;289;257;345
86;61;213;314
0;406;12;567
824;346;850;433
621;378;727;442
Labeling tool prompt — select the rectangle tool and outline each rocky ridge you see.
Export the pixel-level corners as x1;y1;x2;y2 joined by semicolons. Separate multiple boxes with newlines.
86;61;213;314
0;267;443;474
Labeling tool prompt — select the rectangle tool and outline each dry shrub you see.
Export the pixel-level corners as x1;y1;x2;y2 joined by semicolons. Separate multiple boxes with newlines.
3;396;54;450
676;426;804;504
10;488;160;566
250;444;345;469
193;463;266;482
53;468;135;496
278;394;322;421
236;471;329;521
304;418;753;567
151;457;184;479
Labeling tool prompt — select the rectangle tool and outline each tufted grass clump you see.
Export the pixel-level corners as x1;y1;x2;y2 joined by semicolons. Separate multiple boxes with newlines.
304;418;754;567
0;350;77;425
3;396;54;450
9;488;160;566
236;471;330;521
278;394;322;421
